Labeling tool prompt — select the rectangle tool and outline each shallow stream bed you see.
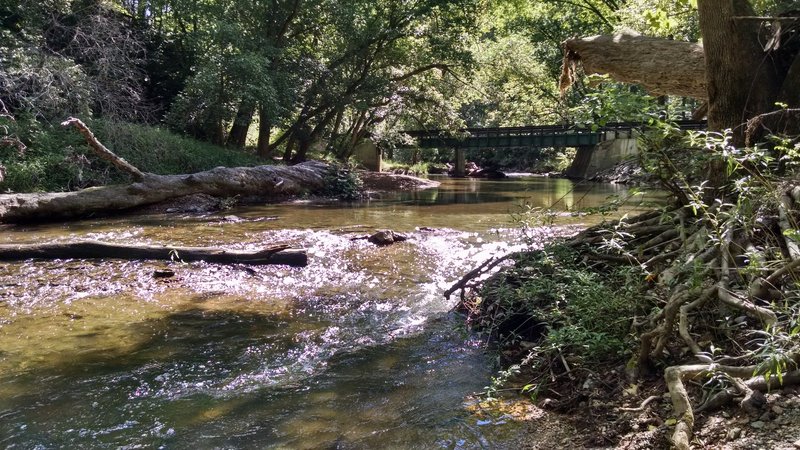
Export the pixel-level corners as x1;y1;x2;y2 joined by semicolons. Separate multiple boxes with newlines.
0;176;663;448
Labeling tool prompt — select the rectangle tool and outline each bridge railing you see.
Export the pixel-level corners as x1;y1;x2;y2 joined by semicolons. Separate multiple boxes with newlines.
402;120;707;142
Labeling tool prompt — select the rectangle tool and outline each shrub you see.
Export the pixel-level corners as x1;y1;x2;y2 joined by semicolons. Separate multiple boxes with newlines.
475;244;647;365
318;163;364;201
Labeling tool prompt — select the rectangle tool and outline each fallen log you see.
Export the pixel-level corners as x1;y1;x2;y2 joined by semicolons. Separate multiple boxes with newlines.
0;118;330;223
0;240;308;267
560;33;707;99
0;162;329;223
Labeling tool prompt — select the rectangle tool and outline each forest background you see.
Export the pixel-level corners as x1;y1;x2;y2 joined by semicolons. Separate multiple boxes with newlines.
1;0;715;192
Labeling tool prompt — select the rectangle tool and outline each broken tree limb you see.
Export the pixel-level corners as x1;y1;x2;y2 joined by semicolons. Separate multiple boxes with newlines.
0;161;330;222
0;240;308;267
61;117;146;181
560;33;708;99
445;252;519;301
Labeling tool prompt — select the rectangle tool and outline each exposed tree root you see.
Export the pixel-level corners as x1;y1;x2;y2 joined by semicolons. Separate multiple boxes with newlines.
456;182;800;447
665;360;800;449
619;394;661;412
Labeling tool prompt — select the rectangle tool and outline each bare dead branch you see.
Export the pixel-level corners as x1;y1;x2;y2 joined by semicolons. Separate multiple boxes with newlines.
61;117;146;181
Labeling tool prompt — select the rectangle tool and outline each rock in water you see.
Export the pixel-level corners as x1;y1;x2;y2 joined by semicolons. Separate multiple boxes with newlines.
367;230;408;246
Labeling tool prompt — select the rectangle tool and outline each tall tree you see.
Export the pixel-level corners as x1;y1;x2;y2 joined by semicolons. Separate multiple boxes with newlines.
698;0;784;145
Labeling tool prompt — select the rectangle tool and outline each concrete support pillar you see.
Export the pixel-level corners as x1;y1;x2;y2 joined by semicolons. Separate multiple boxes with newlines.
454;147;465;177
353;140;381;172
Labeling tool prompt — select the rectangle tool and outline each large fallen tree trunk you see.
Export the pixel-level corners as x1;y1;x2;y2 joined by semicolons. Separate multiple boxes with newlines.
0;118;330;223
0;162;329;222
0;240;307;266
560;33;708;99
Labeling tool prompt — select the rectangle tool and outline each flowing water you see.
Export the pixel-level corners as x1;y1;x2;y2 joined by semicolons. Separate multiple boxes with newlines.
0;176;664;449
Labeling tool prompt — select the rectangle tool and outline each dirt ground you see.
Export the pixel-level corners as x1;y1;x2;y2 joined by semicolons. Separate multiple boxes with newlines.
471;373;800;449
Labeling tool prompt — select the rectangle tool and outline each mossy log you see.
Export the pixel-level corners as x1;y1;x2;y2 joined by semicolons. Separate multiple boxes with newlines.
0;118;330;223
0;240;307;267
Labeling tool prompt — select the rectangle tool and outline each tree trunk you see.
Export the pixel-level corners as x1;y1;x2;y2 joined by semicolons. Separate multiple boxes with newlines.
257;107;272;158
0;241;307;267
698;0;781;145
778;54;800;105
283;135;295;162
227;101;255;148
211;117;225;146
561;33;708;99
292;136;313;164
0;161;330;223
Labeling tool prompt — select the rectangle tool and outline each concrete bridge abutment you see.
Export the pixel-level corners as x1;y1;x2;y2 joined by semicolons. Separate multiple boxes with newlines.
565;132;638;179
454;147;466;177
353;140;382;172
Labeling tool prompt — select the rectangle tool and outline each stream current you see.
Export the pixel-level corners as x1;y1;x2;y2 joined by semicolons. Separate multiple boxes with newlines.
0;176;663;448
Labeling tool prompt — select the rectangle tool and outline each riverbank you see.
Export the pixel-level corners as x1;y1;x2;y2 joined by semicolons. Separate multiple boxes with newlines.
461;200;800;448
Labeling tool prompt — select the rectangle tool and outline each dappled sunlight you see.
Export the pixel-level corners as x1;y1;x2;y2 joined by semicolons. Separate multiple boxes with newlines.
0;177;665;448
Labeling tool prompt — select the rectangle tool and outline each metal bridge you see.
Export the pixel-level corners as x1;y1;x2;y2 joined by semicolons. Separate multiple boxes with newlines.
399;120;706;177
402;120;706;150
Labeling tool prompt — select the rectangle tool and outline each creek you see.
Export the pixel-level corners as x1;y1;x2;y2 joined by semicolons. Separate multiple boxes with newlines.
0;176;663;448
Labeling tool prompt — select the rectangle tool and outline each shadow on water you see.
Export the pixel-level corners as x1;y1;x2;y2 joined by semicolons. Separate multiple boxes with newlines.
0;299;502;449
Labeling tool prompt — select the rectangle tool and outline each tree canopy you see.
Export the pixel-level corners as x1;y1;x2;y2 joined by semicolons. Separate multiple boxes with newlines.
1;0;797;164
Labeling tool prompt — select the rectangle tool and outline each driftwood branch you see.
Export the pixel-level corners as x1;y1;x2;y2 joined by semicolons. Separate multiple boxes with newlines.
61;117;146;181
445;252;518;300
0;240;307;267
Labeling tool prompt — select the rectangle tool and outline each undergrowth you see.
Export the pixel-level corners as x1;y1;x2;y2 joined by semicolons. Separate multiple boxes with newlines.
473;243;650;397
0;117;262;192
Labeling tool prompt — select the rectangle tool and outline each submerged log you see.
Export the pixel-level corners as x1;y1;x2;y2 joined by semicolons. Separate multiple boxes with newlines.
560;33;707;99
0;240;308;267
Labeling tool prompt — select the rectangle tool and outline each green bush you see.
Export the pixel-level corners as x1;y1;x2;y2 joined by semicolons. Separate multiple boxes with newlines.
318;163;364;201
477;244;647;365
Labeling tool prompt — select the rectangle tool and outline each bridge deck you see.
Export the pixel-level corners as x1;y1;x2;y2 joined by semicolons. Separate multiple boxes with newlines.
402;120;706;149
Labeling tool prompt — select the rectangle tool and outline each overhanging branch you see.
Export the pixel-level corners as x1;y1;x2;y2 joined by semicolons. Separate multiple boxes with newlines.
560;33;708;99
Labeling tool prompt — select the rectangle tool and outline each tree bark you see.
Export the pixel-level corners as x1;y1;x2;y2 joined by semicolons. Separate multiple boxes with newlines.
778;53;800;105
698;0;781;145
561;33;708;99
0;240;307;266
227;101;255;148
0;161;330;223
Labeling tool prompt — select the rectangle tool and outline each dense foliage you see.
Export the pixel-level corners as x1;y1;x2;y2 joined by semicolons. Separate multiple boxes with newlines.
1;0;722;189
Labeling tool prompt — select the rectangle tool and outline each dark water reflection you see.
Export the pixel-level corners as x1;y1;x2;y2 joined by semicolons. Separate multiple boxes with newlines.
0;176;665;448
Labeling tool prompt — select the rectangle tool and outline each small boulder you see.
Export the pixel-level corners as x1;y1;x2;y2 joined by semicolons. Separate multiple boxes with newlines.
368;230;408;246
